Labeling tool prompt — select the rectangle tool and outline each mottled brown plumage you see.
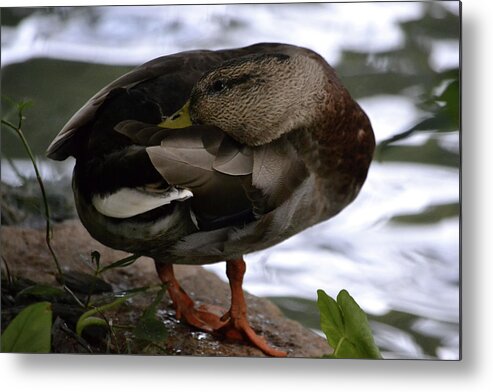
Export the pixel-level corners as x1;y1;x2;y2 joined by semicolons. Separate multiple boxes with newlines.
47;43;375;356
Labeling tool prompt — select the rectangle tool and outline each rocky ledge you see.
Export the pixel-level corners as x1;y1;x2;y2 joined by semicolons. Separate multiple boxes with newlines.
1;220;330;357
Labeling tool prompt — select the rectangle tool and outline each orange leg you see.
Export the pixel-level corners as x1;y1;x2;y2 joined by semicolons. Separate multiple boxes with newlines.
155;262;223;331
218;258;287;357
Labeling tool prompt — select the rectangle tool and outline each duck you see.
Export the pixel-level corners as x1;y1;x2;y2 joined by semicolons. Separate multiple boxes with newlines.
46;42;375;357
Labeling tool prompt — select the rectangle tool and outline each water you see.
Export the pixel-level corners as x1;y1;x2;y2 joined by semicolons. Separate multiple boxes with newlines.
1;2;460;359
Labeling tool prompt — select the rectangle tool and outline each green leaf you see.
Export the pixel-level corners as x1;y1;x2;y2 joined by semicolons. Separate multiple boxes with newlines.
17;99;33;114
133;286;168;343
91;250;101;270
317;290;344;349
438;79;460;128
15;284;65;301
337;290;382;358
76;294;133;336
378;77;459;149
317;289;382;359
58;271;113;295
98;254;140;274
75;316;109;335
1;302;52;353
133;317;168;343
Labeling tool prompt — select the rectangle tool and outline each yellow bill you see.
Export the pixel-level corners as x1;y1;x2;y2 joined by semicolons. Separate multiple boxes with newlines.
158;100;192;129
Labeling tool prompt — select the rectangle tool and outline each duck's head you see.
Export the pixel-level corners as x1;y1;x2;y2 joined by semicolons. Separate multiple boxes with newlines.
187;52;331;146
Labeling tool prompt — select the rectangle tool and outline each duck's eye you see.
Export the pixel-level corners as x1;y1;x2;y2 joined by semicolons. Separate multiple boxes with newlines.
210;80;226;93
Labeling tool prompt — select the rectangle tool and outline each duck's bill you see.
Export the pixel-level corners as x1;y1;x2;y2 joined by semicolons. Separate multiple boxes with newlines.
159;100;192;129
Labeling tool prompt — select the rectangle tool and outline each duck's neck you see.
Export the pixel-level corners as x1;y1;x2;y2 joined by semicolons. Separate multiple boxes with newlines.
288;98;375;216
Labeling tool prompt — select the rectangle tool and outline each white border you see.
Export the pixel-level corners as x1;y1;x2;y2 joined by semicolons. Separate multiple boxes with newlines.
2;0;491;390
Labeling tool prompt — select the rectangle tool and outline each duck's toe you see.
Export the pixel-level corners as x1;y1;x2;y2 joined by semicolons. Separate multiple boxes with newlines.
216;312;287;357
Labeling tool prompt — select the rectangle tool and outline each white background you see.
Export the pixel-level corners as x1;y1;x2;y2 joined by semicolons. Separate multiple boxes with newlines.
1;0;489;390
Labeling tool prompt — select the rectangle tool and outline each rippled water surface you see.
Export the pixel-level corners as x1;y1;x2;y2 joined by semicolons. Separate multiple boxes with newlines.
1;2;460;359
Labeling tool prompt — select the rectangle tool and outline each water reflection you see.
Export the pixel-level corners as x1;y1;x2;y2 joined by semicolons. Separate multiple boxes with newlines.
1;2;460;359
1;3;424;67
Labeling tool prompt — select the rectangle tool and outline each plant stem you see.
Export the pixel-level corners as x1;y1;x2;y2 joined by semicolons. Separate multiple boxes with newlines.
1;117;64;282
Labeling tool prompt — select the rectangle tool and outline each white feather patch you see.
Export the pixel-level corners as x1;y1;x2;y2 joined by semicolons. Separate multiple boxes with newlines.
92;187;193;219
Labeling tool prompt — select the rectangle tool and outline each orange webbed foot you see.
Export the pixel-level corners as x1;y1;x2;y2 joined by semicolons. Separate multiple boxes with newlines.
217;311;287;357
216;258;287;357
155;262;224;331
155;260;287;357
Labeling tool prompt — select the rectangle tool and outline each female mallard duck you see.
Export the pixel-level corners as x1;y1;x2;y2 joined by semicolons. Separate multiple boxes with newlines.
47;42;375;357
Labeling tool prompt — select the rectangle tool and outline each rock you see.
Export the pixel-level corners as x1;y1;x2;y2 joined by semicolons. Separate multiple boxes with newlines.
1;220;331;357
1;179;76;227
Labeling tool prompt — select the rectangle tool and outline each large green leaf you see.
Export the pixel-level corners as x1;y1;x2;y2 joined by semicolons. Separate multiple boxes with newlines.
1;302;52;353
317;289;382;359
